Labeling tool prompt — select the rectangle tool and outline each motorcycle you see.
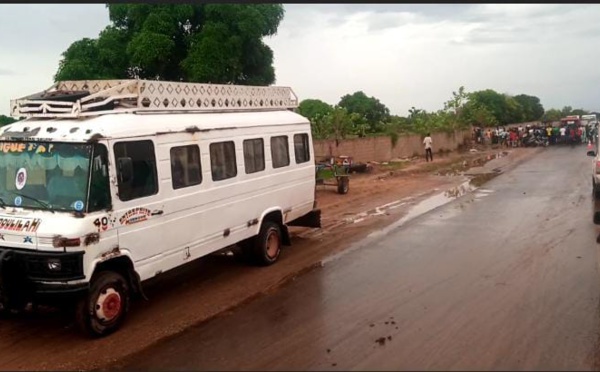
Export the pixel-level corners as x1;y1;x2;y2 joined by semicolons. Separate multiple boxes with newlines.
523;134;549;147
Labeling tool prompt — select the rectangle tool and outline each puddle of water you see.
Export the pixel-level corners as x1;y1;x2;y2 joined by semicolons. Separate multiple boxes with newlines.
469;151;509;167
343;199;411;224
322;173;502;265
341;171;501;227
436;152;510;176
366;180;475;239
470;172;500;187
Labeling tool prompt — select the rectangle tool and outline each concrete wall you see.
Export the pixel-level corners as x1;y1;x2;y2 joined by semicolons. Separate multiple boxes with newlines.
313;130;471;163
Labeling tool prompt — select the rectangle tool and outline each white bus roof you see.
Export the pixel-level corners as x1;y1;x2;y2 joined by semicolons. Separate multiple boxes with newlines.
0;110;309;143
4;79;307;142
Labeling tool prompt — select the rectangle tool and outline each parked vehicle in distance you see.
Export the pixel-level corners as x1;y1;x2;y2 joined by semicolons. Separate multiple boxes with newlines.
587;128;600;199
0;79;321;337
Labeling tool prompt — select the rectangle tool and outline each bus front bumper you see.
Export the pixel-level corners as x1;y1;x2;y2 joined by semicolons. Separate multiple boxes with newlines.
0;248;87;309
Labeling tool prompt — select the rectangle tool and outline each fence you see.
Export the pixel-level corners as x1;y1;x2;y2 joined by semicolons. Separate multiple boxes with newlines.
313;130;471;163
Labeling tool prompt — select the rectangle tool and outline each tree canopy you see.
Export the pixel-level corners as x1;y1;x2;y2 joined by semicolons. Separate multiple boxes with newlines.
338;91;390;133
54;4;285;85
0;115;17;127
299;87;563;140
513;94;544;122
297;99;333;124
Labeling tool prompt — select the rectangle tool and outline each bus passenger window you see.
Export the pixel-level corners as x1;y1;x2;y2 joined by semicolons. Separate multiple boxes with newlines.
170;145;202;189
243;138;265;174
294;133;310;164
210;141;237;181
271;136;289;168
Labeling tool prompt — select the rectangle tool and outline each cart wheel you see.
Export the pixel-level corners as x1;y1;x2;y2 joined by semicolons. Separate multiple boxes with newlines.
337;177;349;194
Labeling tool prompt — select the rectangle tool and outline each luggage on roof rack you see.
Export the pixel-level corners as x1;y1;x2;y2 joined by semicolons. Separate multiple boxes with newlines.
10;79;299;119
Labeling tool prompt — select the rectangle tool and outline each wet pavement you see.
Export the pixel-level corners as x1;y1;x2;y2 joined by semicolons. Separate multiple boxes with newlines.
116;145;600;371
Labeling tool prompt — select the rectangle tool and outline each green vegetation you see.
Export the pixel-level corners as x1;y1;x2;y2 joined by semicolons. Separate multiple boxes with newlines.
0;115;17;127
54;4;284;85
299;86;593;141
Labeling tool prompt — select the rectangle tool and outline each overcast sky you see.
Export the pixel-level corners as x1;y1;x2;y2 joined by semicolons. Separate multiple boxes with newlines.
1;4;599;117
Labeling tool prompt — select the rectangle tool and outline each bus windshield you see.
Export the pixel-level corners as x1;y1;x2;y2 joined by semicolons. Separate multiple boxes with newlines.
0;141;93;212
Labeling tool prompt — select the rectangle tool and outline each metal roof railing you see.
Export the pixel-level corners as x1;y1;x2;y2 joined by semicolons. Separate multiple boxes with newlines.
10;79;299;119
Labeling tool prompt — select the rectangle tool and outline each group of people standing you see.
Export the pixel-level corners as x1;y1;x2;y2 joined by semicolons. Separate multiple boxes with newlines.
472;123;598;148
423;122;598;163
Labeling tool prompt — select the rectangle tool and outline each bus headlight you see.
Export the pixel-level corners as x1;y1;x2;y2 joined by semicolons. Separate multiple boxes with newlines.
47;258;62;271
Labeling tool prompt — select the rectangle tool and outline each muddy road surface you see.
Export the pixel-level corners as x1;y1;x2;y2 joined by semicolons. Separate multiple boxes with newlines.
116;145;600;371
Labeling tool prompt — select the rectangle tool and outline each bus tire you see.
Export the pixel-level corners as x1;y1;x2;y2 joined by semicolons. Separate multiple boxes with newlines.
75;270;130;338
252;221;282;266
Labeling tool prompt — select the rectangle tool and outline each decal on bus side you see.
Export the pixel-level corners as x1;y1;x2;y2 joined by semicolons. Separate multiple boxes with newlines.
119;208;152;225
94;217;110;231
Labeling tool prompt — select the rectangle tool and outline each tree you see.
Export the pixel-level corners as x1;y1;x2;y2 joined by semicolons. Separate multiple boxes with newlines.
349;113;369;138
0;115;17;127
544;108;562;121
571;108;589;116
503;95;524;124
560;106;575;117
298;99;333;124
469;104;498;127
338;91;390;133
465;89;528;126
513;94;544;122
309;114;330;140
55;4;284;85
443;86;468;116
466;89;504;125
323;107;353;146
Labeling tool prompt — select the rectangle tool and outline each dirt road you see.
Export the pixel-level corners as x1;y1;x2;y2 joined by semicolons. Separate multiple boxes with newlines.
0;145;540;371
116;145;600;371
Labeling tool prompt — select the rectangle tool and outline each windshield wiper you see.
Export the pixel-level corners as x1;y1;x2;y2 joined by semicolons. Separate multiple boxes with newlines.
0;197;6;209
12;192;55;213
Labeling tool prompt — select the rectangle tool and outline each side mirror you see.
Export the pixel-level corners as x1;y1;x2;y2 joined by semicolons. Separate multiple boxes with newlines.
587;151;596;157
117;157;134;184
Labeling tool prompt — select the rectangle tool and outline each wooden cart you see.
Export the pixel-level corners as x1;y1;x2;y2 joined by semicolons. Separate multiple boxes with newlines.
315;156;351;194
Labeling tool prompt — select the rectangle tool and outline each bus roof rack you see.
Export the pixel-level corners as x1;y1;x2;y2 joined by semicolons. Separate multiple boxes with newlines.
10;79;299;119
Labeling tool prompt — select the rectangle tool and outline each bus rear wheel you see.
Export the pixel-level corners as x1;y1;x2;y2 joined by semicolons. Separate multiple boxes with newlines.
247;221;282;266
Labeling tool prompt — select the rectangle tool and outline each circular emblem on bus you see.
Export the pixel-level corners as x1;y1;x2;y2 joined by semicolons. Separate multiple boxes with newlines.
14;196;22;206
15;168;27;190
74;200;84;211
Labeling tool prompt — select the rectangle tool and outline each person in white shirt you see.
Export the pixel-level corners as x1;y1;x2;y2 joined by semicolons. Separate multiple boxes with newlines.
423;133;433;162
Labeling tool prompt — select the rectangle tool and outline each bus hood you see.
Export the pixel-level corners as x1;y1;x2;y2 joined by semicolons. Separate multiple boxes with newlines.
0;209;92;250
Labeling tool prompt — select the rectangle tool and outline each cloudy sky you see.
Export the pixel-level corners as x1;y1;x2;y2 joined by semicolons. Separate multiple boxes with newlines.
1;4;599;117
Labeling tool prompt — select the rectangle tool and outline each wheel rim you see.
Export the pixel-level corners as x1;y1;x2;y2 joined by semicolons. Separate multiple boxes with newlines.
95;287;122;322
266;230;280;259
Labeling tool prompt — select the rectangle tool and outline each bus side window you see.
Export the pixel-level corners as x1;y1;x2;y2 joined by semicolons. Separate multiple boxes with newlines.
210;141;237;181
114;140;158;201
170;145;202;189
88;144;112;212
293;133;310;164
271;136;289;168
243;138;265;174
